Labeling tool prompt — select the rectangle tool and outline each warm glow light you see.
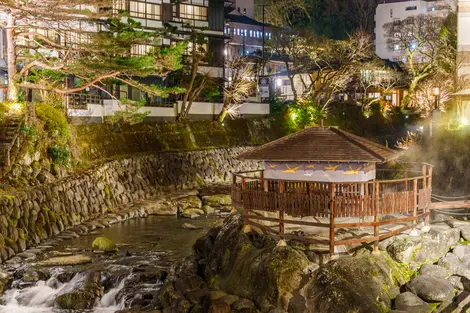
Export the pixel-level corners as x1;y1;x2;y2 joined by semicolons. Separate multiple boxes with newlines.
276;78;282;87
10;102;22;113
419;126;424;132
224;49;228;56
291;113;297;121
462;117;469;126
433;87;440;96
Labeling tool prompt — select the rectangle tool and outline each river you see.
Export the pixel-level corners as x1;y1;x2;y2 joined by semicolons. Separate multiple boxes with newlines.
0;215;220;313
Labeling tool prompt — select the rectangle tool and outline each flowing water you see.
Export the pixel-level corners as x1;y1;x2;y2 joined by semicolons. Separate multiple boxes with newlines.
0;216;219;313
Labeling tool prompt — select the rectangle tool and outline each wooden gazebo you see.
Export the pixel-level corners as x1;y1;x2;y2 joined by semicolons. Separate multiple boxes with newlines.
232;127;432;256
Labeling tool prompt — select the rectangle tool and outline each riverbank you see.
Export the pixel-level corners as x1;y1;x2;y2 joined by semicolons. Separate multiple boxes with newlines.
155;214;470;313
0;187;232;312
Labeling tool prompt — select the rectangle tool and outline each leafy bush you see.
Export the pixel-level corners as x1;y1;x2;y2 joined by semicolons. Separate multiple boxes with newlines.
48;145;70;165
287;98;326;131
35;103;69;142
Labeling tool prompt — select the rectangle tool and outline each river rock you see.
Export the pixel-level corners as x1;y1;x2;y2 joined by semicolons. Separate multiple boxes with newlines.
182;208;205;218
460;226;470;241
437;253;470;278
178;196;203;210
182;223;203;230
203;205;216;214
92;237;117;252
38;254;92;266
394;291;432;313
418;264;449;279
406;275;454;302
453;244;470;259
202;195;232;207
23;267;50;282
386;236;421;264
232;298;255;310
55;271;103;310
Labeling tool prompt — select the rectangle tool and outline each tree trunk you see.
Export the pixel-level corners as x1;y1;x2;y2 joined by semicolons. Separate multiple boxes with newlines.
218;99;230;123
6;11;18;102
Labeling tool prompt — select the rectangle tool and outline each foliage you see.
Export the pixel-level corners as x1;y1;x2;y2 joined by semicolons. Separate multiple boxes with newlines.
0;0;185;101
384;11;461;113
48;145;71;166
269;98;288;116
218;57;256;122
35;103;69;143
269;28;374;107
287;98;326;131
105;99;149;125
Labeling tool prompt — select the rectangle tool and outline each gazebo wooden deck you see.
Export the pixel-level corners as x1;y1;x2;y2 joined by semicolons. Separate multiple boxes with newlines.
232;126;433;256
232;166;432;256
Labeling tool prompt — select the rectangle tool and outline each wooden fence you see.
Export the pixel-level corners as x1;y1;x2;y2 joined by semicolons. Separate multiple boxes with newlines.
232;164;433;256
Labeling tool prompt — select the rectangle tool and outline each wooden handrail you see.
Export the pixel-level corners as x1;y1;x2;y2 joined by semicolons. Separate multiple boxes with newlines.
234;163;433;257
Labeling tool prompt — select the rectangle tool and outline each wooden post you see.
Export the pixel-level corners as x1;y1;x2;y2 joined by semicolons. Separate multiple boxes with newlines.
428;166;433;191
422;164;427;189
279;181;285;237
373;182;380;253
242;178;248;225
426;166;432;225
329;183;336;256
413;179;418;225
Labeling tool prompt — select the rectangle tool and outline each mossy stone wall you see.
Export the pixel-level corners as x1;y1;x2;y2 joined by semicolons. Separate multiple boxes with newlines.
72;118;286;164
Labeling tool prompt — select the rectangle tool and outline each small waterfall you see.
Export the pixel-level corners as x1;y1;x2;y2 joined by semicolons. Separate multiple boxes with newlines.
0;269;129;313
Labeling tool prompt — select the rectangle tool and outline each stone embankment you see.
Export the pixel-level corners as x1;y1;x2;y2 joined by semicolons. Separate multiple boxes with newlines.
154;215;470;313
0;147;258;265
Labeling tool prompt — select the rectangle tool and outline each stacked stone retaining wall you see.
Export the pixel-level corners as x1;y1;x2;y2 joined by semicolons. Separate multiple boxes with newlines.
0;147;259;262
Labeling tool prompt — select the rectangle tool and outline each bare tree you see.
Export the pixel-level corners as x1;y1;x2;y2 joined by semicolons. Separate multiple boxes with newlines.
384;14;450;100
218;57;255;123
0;0;184;102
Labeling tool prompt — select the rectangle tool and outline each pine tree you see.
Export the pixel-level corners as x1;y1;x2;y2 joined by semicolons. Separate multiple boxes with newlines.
0;0;184;102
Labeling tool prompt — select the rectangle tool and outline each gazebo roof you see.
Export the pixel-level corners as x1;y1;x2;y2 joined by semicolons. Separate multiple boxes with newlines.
238;126;398;163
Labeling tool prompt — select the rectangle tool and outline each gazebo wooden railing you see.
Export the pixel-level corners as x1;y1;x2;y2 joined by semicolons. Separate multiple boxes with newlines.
232;164;433;256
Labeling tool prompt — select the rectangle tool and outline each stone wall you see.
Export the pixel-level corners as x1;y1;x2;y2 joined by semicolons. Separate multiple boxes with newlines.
0;147;259;262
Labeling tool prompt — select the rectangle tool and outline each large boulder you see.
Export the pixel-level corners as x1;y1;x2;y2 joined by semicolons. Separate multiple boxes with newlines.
394;292;432;313
92;237;117;252
140;200;177;216
418;264;449;279
386;236;421;264
178;196;203;210
388;225;460;268
303;252;413;313
438;253;470;278
204;214;309;312
407;275;454;302
55;271;103;310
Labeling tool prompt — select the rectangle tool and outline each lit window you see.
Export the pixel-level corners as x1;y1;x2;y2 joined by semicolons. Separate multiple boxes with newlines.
146;3;161;20
129;1;146;18
113;0;127;14
179;4;207;21
127;1;161;20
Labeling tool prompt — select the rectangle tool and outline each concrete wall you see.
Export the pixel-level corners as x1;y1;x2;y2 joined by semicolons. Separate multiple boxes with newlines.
67;101;270;123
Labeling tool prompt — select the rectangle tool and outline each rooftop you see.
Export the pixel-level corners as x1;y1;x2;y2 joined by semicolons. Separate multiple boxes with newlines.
238;126;398;163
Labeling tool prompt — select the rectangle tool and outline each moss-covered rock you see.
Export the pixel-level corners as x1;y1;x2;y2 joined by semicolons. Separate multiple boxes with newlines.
91;237;117;252
55;271;102;310
202;195;232;207
178;196;203;210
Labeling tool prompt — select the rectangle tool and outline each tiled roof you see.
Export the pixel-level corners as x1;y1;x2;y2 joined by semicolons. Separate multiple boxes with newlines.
238;127;398;163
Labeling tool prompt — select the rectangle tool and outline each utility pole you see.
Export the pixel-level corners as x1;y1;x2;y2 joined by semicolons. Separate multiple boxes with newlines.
258;3;269;71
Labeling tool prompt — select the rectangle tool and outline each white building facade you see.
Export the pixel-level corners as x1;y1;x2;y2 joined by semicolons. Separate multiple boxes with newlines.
375;0;455;61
